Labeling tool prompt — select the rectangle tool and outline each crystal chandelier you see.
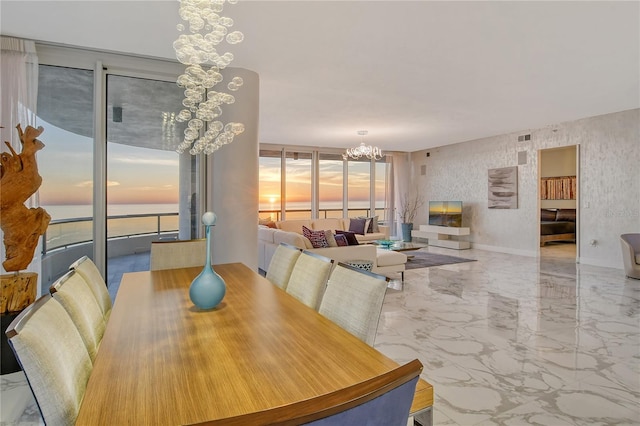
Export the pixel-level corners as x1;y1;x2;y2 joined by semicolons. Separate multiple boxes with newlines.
173;0;245;155
342;130;384;161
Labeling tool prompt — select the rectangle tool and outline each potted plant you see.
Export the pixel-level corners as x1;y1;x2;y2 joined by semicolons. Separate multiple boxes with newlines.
0;124;50;373
397;190;425;242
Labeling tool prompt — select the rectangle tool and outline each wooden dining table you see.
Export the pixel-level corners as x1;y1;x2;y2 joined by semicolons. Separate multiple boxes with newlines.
75;262;432;425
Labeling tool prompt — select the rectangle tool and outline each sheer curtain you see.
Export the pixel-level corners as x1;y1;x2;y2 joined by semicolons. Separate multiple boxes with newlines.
391;152;411;238
1;36;41;282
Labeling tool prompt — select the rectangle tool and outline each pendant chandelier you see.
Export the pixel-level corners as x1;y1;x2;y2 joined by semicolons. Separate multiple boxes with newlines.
174;0;245;155
342;130;384;161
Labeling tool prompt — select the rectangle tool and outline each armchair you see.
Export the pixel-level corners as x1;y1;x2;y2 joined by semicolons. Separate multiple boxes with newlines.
620;233;640;279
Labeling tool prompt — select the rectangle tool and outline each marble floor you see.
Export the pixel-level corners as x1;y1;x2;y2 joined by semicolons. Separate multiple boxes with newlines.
377;244;640;425
2;244;638;425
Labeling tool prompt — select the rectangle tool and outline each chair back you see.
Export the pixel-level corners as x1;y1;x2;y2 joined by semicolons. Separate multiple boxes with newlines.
69;255;112;320
265;243;302;290
6;295;93;426
285;251;334;310
149;239;207;271
319;262;389;346
50;270;106;362
201;359;423;426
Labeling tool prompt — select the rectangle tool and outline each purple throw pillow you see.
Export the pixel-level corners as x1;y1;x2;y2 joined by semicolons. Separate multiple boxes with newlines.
335;230;359;245
334;234;349;246
348;218;368;235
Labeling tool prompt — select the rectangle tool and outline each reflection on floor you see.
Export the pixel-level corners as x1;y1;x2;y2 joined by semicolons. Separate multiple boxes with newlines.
3;246;639;425
377;246;639;425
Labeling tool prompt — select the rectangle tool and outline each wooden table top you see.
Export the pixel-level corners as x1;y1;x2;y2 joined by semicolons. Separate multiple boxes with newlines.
75;263;432;425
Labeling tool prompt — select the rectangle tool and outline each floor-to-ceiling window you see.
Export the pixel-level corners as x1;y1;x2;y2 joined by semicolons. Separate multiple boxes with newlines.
259;146;391;223
105;74;193;279
284;150;312;220
36;45;199;289
258;149;282;221
37;64;95;285
347;157;371;218
318;153;343;218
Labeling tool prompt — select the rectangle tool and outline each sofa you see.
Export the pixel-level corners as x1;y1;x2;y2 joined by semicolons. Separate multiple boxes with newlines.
258;218;407;279
540;209;576;246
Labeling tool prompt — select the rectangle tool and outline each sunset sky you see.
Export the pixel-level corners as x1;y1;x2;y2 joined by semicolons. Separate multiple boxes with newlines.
37;118;179;207
37;118;376;214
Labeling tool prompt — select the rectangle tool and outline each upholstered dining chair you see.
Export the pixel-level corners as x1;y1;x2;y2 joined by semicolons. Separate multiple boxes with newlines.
6;295;93;426
69;255;112;320
200;359;423;426
50;270;107;362
149;239;207;271
620;233;640;279
265;243;302;290
319;262;389;346
285;251;334;310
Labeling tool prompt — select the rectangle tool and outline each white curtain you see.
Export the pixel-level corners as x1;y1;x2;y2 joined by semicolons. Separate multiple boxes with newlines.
0;37;40;283
392;152;411;237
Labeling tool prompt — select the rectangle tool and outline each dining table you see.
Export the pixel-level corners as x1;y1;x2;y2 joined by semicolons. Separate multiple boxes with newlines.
75;262;433;425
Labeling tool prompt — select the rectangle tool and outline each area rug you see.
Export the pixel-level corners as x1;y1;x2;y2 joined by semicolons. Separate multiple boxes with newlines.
404;250;476;270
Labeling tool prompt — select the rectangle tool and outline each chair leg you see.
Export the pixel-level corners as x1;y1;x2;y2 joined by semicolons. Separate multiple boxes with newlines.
413;408;432;426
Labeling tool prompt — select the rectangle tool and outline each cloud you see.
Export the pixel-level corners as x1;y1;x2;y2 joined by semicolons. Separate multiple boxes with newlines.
76;180;120;187
114;157;179;167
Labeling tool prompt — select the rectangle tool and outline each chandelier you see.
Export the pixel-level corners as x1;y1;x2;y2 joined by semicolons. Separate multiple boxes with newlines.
342;130;384;161
173;0;245;155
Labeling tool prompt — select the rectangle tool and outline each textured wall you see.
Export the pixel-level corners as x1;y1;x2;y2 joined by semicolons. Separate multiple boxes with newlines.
410;109;640;269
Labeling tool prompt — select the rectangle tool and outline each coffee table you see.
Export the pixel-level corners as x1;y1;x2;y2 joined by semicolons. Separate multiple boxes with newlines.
373;241;428;260
375;241;428;252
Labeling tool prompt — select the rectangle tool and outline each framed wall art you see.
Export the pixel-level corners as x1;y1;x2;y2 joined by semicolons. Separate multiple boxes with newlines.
488;166;518;209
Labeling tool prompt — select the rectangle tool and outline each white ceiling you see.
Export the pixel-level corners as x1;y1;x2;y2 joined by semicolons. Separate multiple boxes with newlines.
1;0;638;152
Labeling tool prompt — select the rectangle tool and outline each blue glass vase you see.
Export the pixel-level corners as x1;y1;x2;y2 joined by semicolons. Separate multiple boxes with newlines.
189;213;226;310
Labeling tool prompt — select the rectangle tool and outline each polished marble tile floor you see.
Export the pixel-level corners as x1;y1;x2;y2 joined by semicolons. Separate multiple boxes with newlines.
3;245;638;425
377;244;640;425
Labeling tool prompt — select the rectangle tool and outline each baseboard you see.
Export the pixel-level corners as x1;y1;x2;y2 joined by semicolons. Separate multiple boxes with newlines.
578;256;623;270
470;243;538;258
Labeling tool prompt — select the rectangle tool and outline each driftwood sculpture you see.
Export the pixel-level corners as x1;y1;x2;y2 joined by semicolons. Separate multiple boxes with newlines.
0;124;51;272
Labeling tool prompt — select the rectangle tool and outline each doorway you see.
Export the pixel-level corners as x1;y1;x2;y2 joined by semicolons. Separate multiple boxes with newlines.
538;145;579;261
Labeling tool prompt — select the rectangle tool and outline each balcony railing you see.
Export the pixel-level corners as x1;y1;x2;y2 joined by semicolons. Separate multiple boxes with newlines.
43;213;179;254
259;208;389;222
43;208;391;255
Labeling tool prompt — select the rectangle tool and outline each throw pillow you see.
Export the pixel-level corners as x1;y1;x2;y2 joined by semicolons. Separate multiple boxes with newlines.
348;217;370;235
258;216;272;226
324;230;338;247
302;225;329;248
357;215;379;233
334;234;349;247
335;230;359;245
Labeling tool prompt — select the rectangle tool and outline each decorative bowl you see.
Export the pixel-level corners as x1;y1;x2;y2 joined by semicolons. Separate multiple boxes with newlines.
377;239;394;248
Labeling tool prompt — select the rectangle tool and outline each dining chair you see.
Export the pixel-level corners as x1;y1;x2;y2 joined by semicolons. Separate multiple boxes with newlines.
201;359;423;426
50;270;106;362
69;255;112;320
265;243;302;290
285;251;334;310
6;294;93;426
319;262;389;346
149;239;207;271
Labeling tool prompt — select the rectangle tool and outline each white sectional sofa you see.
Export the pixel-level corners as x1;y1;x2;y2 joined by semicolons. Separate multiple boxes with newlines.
257;218;407;279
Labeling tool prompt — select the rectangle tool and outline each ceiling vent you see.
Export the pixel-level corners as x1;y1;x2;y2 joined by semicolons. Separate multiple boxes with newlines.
517;134;531;142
